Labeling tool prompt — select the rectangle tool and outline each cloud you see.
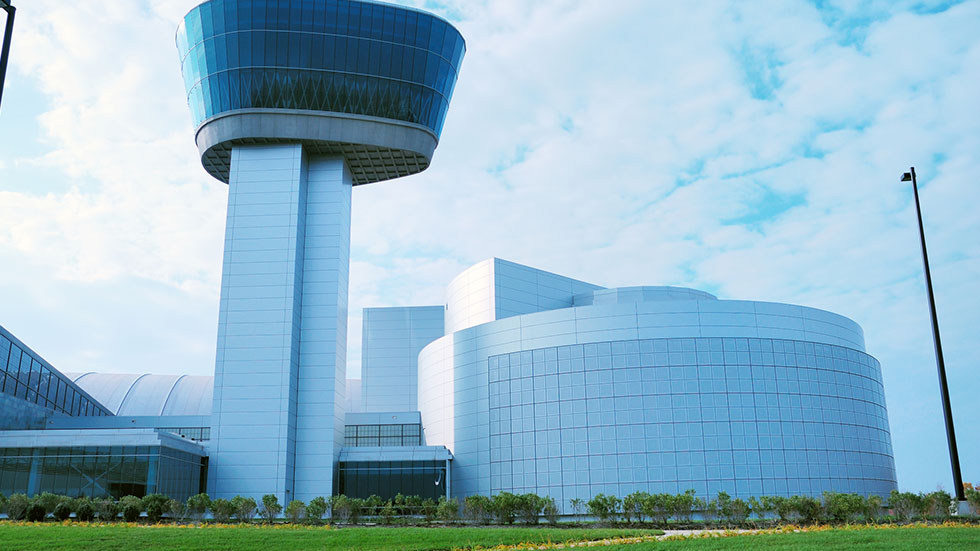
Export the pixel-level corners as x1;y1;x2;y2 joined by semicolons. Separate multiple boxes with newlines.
0;0;977;492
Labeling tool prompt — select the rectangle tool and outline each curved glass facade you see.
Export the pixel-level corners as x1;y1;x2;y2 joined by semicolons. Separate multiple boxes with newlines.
177;0;465;138
487;338;895;504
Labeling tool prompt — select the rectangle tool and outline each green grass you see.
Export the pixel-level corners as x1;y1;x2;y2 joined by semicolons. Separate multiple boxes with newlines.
603;526;980;550
0;524;661;551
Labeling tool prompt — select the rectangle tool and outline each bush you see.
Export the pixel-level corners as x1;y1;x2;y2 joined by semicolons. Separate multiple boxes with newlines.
490;492;519;524
864;494;883;523
729;498;751;524
642;493;671;525
587;493;621;524
794;495;823;525
231;496;257;523
772;496;796;523
623;492;648;523
437;496;459;524
421;498;438;524
823;492;865;524
53;502;73;522
569;498;586;517
463;495;492;525
966;486;980;516
7;494;31;521
924;490;953;519
306;496;327;525
120;495;143;523
672;489;697;522
142;494;170;523
260;494;282;523
284;500;306;523
330;495;352;524
95;498;119;522
168;499;188;524
0;493;6;516
380;500;396;525
35;492;64;515
73;497;95;522
697;497;718;524
211;498;235;523
541;497;560;525
515;493;544;524
889;490;919;522
186;493;211;522
25;503;46;522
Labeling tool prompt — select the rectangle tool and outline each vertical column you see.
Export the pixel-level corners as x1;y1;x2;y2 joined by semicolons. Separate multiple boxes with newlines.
293;156;352;502
209;144;306;502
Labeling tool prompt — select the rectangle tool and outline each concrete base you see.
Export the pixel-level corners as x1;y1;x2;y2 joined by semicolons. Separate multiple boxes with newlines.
956;500;974;516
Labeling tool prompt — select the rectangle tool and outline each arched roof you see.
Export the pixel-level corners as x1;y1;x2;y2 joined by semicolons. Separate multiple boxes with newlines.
64;372;213;416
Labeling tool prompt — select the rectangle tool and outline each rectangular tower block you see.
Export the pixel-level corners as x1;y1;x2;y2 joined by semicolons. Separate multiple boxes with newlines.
209;144;350;502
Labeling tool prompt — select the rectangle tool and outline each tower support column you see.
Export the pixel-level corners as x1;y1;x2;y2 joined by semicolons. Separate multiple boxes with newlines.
208;144;351;502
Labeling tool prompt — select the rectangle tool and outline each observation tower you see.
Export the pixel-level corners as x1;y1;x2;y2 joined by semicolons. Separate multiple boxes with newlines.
176;0;464;502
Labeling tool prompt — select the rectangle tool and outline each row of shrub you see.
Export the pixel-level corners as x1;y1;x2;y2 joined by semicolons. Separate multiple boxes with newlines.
2;487;979;525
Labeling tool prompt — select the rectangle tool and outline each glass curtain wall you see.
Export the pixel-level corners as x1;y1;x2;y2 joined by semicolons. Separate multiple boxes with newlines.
0;445;204;501
0;329;111;417
337;460;446;500
344;423;421;447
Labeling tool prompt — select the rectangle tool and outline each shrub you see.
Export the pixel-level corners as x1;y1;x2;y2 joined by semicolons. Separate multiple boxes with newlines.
211;498;235;523
569;498;585;517
231;496;257;523
260;494;282;523
348;498;365;524
421;498;438;524
463;495;492;525
729;498;751;524
672;490;697;522
587;493;621;524
623;492;648;523
380;500;397;525
306;496;327;525
490;492;519;524
168;499;188;524
716;492;733;524
330;495;352;524
966;486;980;516
53;502;73;522
25;503;46;522
793;495;823;525
35;492;64;515
696;497;718;524
120;495;143;523
364;495;383;517
73;497;95;522
541;497;560;525
186;493;211;522
924;490;953;519
864;494;883;524
393;494;407;516
0;493;6;516
142;494;170;523
889;490;919;522
437;496;459;524
514;494;544;525
95;498;119;522
6;494;30;521
642;493;671;525
772;496;796;523
285;500;306;523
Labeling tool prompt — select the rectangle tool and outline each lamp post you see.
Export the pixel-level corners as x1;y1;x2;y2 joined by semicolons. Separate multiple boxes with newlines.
0;0;14;114
902;166;965;502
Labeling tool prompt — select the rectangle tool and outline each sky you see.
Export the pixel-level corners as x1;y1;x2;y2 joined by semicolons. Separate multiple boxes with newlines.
0;0;977;494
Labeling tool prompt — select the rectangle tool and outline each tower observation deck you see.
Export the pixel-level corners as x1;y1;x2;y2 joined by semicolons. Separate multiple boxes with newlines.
176;0;464;503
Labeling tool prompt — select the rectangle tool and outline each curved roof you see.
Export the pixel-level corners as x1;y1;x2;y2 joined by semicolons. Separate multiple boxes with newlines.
64;373;213;417
574;286;718;306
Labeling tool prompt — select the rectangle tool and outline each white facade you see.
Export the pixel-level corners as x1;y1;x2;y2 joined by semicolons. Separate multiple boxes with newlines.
419;259;897;511
361;306;444;412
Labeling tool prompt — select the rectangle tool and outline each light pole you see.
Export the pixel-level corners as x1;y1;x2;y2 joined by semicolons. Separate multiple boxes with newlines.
0;0;14;114
901;166;965;502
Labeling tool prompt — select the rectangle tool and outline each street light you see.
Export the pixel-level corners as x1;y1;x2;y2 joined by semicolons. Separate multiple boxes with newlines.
901;166;965;502
0;0;14;114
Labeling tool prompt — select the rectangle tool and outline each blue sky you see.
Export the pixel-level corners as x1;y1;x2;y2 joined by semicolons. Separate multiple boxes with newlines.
0;0;977;494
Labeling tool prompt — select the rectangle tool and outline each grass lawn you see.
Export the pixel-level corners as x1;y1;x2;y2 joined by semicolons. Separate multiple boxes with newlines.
604;525;980;550
0;524;662;551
